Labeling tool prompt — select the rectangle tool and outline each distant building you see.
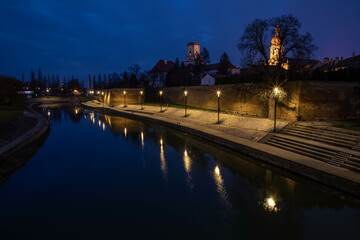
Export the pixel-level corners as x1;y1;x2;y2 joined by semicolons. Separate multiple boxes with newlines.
182;42;201;66
203;63;240;77
182;41;240;78
284;58;322;72
149;59;176;87
201;74;215;86
321;52;360;72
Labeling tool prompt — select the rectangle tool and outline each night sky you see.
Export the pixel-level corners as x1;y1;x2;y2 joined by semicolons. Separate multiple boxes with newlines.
1;0;359;82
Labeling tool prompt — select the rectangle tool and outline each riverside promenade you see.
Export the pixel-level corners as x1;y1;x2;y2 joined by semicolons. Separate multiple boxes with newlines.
83;100;360;197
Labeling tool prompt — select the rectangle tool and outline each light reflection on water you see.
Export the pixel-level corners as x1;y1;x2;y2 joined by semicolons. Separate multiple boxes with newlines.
160;138;167;179
141;132;144;149
183;149;193;189
213;165;232;211
0;105;358;239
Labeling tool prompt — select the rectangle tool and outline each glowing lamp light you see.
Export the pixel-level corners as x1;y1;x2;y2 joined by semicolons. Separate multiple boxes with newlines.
101;92;104;95
267;198;275;208
274;87;280;96
184;150;188;156
123;91;126;95
184;90;188;96
140;90;143;95
217;90;221;97
97;91;100;94
159;90;163;96
263;197;279;212
215;166;220;175
160;139;163;145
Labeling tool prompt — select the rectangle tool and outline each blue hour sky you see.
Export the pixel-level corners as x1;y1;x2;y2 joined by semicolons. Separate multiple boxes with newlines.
0;0;359;81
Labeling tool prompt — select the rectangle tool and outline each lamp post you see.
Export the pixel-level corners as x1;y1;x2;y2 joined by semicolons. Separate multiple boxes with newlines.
217;91;221;124
123;90;127;107
159;90;163;112
273;87;280;132
102;92;104;109
184;90;188;117
140;90;143;110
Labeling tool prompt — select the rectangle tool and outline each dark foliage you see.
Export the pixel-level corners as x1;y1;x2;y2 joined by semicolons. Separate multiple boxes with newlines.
201;47;211;65
0;75;23;104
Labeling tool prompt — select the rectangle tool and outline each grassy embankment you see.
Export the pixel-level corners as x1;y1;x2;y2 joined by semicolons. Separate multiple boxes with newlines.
0;104;25;125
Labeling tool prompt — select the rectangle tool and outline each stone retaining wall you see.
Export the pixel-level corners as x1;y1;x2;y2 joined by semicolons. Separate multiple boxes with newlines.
101;81;360;121
101;88;143;107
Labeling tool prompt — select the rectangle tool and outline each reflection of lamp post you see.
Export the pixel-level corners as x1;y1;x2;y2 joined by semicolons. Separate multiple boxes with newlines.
140;91;144;110
123;91;127;107
184;90;188;117
217;90;221;124
273;87;280;132
159;90;163;112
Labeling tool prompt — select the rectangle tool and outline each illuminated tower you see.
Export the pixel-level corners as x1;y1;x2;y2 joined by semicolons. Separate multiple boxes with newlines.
269;27;283;66
183;42;201;66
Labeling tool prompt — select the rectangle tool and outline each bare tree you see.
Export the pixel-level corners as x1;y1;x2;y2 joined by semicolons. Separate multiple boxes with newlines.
237;14;317;71
129;64;141;78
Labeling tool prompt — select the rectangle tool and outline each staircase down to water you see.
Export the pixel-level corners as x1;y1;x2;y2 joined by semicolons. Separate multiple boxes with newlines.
259;123;360;173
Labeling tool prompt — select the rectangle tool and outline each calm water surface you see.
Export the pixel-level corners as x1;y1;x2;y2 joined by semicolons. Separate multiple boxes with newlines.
0;106;359;239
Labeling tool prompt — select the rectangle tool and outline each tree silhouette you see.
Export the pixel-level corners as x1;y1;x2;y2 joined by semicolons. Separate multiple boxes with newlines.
201;47;211;65
123;72;129;88
218;52;231;75
129;64;141;78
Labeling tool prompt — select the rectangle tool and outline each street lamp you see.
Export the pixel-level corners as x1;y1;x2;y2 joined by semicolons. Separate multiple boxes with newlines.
273;87;280;132
140;90;144;110
159;90;163;112
123;90;127;107
217;90;221;124
184;90;188;117
102;92;105;109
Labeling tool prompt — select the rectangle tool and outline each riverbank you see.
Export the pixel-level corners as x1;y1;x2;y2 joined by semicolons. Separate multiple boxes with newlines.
0;102;50;186
83;100;360;197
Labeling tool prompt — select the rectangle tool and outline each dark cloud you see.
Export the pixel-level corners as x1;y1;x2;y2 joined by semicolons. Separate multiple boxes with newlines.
0;0;359;81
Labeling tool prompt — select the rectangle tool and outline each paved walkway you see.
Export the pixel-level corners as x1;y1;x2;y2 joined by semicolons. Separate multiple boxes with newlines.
83;101;360;197
0;104;46;156
87;101;290;141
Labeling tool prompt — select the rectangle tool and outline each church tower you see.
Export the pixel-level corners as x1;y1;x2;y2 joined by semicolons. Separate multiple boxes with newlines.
269;27;283;66
183;42;201;66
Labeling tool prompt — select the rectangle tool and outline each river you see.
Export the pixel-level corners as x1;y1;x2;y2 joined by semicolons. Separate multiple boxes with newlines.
0;105;359;239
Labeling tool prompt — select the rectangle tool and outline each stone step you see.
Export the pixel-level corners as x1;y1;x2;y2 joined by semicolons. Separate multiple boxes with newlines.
266;140;334;163
348;156;360;164
285;128;357;145
283;130;354;148
271;135;337;157
352;144;360;151
344;159;360;169
294;124;360;138
340;163;360;173
290;125;360;142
